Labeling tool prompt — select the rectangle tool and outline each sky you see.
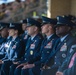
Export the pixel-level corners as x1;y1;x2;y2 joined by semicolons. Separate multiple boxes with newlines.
0;0;25;4
0;0;15;4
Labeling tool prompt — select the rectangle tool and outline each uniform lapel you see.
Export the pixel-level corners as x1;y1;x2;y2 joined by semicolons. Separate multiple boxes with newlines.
45;34;57;47
68;50;76;66
56;34;70;52
25;37;32;51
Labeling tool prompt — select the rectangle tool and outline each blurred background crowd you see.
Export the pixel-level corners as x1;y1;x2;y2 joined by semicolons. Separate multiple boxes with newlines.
0;0;47;22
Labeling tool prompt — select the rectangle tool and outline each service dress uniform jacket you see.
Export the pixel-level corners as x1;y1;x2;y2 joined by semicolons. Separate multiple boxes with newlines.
0;36;12;59
41;34;76;75
33;34;58;66
0;36;7;45
58;45;76;75
21;32;29;47
0;36;25;75
20;33;43;63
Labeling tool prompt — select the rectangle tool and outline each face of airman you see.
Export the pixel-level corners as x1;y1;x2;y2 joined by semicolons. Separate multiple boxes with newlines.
1;28;8;38
41;24;53;34
26;25;37;36
22;23;27;31
56;25;71;37
8;28;18;37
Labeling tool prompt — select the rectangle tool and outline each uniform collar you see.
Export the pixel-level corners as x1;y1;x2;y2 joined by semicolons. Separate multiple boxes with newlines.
7;36;11;39
47;34;54;40
60;34;69;42
24;31;28;34
31;35;36;41
12;36;18;41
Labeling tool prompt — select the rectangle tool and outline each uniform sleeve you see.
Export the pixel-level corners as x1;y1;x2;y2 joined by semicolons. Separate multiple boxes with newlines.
16;40;25;59
2;54;8;60
58;49;76;72
12;40;25;61
63;58;76;75
58;57;69;72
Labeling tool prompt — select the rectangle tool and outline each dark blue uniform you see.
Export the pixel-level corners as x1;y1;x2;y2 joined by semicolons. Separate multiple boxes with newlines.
58;45;76;75
0;36;25;75
0;23;10;61
20;19;29;46
0;37;12;71
41;35;76;75
0;37;7;45
0;36;12;59
16;34;58;75
41;16;76;75
0;37;7;59
21;32;29;47
27;34;58;75
9;33;43;75
21;33;43;63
